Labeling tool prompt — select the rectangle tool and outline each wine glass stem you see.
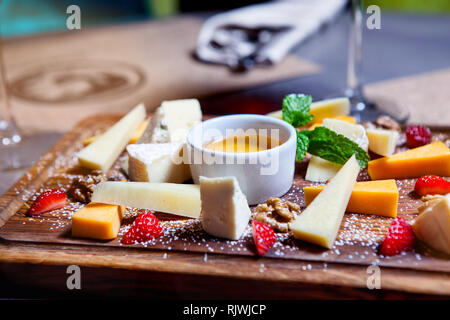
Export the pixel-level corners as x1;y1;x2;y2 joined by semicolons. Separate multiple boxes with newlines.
0;37;13;126
346;0;364;105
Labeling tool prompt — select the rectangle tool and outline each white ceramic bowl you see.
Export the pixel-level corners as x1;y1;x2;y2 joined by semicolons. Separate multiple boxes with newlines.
186;114;297;205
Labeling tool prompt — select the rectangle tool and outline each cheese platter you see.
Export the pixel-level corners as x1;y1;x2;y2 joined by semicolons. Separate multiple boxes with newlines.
0;95;449;295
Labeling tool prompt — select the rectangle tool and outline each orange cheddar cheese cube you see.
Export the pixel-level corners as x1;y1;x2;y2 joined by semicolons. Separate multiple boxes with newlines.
368;142;450;180
303;179;399;217
72;203;125;240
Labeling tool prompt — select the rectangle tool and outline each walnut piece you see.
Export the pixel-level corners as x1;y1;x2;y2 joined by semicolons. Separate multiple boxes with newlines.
373;115;401;131
68;171;106;203
254;197;300;232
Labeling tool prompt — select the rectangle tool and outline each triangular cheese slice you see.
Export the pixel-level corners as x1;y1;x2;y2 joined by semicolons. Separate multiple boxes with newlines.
291;155;360;249
77;103;146;172
368;142;450;179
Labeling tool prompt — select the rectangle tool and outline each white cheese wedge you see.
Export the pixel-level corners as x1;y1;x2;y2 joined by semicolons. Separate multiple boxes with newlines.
266;97;350;123
291;155;360;249
366;128;399;156
304;156;342;183
413;194;450;255
92;181;201;218
200;176;251;240
305;118;368;182
78;103;146;172
126;143;191;183
139;99;202;143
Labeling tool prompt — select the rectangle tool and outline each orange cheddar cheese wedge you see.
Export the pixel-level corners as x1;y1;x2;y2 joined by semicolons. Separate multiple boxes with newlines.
72;203;125;240
368;142;450;180
83;120;149;146
304;179;399;217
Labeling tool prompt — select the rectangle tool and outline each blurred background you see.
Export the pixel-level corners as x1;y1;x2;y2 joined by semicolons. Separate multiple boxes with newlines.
0;0;449;192
1;0;450;38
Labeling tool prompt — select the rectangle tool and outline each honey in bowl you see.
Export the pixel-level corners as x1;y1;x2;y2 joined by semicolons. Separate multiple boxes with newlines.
204;134;282;153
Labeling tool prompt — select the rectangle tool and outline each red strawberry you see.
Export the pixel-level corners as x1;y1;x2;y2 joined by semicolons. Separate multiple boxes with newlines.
28;189;66;216
414;175;450;197
252;220;276;256
122;211;163;244
405;125;431;148
380;217;415;256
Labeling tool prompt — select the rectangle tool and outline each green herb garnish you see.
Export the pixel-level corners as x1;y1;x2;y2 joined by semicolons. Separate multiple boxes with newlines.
299;127;370;169
296;130;310;162
282;94;314;127
280;93;370;168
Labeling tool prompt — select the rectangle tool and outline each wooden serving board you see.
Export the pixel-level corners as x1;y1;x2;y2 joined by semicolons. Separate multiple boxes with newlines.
0;114;449;295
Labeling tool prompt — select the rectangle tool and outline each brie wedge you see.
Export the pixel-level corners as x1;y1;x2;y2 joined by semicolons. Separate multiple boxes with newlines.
139;99;202;143
413;194;450;255
200;176;251;240
126;143;191;183
291;155;360;249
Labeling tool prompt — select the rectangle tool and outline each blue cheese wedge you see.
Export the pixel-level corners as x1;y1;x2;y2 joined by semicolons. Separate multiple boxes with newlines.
200;176;251;240
291;155;360;249
126;143;191;183
138;99;202;143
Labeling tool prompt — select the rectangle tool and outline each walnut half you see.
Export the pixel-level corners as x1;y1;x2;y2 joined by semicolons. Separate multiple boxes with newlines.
254;197;300;232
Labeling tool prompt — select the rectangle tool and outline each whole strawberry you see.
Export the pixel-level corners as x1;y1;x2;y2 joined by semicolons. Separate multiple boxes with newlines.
28;189;66;216
414;175;450;196
380;217;415;256
122;211;163;244
405;125;431;148
252;220;276;256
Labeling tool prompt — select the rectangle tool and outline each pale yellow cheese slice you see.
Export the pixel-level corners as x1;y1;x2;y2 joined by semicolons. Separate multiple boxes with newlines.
266;97;350;124
78;104;146;172
291;155;360;249
366;128;399;156
92;181;201;218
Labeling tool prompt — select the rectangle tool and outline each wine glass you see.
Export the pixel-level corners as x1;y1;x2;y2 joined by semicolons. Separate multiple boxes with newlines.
0;33;31;170
346;0;409;123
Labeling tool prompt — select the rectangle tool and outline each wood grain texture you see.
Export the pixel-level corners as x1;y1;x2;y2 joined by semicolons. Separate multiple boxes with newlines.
0;114;449;296
2;16;319;134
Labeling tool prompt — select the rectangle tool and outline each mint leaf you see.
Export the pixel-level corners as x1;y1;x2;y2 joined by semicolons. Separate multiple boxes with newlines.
282;94;314;127
296;130;310;162
303;127;370;169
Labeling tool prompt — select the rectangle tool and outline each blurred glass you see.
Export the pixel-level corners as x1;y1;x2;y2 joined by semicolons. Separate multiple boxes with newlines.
346;0;409;123
0;18;32;170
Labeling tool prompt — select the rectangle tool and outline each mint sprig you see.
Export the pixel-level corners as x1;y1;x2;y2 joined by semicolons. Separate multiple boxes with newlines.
282;94;314;127
296;130;310;162
298;127;370;169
